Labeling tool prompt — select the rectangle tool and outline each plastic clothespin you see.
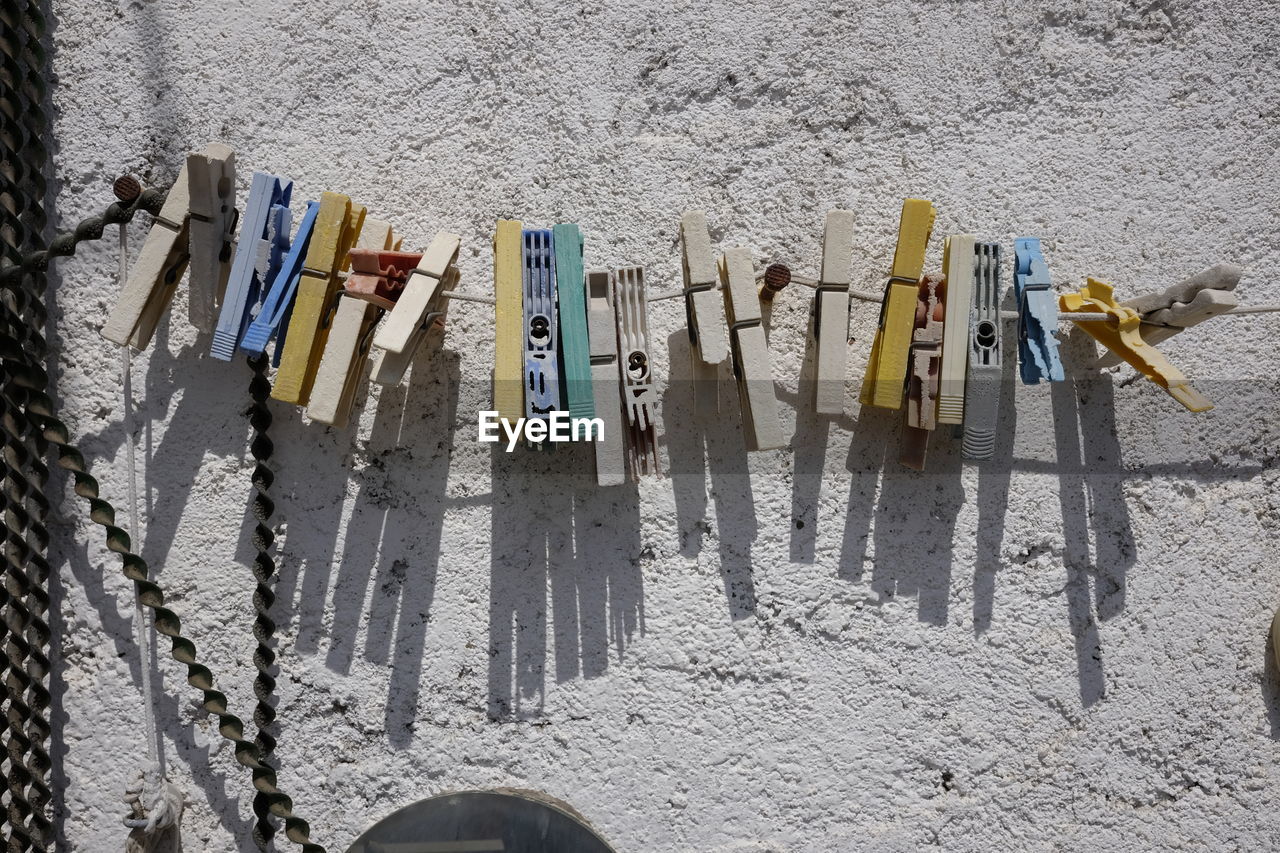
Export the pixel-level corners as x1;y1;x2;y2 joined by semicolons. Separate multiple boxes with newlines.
272;192;365;406
368;263;459;387
102;160;195;350
371;231;462;357
1059;278;1213;412
587;268;626;487
238;200;322;362
962;242;1004;460
307;216;397;427
492;220;525;423
614;265;659;479
720;247;784;451
554;223;593;421
1013;237;1064;384
522;229;561;438
900;274;945;470
937;234;976;424
209;172;293;360
679;211;730;415
185;143;237;333
860;198;936;410
813;210;855;415
1096;263;1242;368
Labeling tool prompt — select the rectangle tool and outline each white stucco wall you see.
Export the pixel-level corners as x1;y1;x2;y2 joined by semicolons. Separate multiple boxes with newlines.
43;0;1280;850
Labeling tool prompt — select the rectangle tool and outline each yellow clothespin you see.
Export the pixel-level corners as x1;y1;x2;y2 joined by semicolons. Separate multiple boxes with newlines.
492;219;524;423
1059;278;1213;412
272;192;365;406
859;198;936;410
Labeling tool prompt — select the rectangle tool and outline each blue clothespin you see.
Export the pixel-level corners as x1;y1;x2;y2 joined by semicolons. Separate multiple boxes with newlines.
211;172;292;361
1013;237;1064;384
522;228;560;428
239;200;321;363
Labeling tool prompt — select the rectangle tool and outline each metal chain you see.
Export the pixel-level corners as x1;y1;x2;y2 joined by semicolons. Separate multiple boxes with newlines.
246;353;281;850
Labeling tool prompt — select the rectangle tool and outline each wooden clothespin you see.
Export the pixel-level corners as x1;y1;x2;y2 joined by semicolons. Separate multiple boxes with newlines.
587;269;626;486
720;247;784;451
937;234;975;424
1013;237;1064;384
614;265;659;478
185;142;236;333
102;160;195;349
1059;278;1213;412
368;263;458;387
272;192;365;405
962;242;1004;460
813;210;855;415
522;228;561;432
679;211;729;415
860;199;936;410
238;200;322;361
306;216;394;427
209;172;293;360
1096;263;1242;368
900;274;946;470
370;230;462;362
554;223;593;420
492;220;524;423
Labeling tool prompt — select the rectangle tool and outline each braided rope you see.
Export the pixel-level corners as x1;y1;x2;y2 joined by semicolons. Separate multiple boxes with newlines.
246;353;280;850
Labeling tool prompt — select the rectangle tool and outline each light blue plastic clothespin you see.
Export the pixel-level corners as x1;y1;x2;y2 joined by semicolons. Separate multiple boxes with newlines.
1013;237;1064;384
523;228;561;426
211;172;293;361
239;200;321;363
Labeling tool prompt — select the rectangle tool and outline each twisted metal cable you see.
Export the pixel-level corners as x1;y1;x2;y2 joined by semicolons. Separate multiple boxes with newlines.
246;353;280;850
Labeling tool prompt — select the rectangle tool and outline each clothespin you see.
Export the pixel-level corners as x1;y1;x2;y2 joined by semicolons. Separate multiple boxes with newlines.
587;268;626;487
937;234;976;424
368;264;459;387
813;210;855;415
613;265;659;478
185;142;236;333
272;192;365;405
492;220;525;422
962;242;1004;460
238;200;322;362
554;223;593;420
1013;237;1064;384
102;160;195;350
679;211;729;415
860;199;936;410
209;172;293;360
306;215;394;427
370;230;462;359
522;229;560;438
720;247;784;451
1059;278;1213;412
900;274;945;470
1096;263;1242;368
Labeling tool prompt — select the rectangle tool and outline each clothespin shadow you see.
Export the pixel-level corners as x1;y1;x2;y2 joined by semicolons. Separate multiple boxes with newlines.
1265;615;1280;739
1048;324;1137;708
661;330;758;620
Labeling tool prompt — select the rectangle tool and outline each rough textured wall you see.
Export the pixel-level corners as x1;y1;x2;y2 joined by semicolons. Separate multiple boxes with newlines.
44;0;1280;850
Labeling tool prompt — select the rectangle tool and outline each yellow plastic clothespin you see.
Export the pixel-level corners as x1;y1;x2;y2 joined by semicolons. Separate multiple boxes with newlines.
272;192;365;406
860;198;936;409
492;219;524;423
1059;278;1213;412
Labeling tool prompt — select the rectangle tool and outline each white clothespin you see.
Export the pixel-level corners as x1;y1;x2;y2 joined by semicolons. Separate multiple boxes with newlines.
587;268;626;486
614;265;659;479
720;247;784;451
372;231;461;356
813;210;855;415
680;211;729;415
102;161;193;350
184;143;236;333
368;264;458;387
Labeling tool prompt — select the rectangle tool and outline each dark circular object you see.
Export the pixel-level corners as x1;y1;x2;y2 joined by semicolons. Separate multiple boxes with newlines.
761;263;791;300
113;175;142;203
345;790;616;853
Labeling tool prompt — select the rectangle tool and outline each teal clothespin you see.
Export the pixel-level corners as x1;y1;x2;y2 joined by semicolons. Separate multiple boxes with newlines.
553;223;593;420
